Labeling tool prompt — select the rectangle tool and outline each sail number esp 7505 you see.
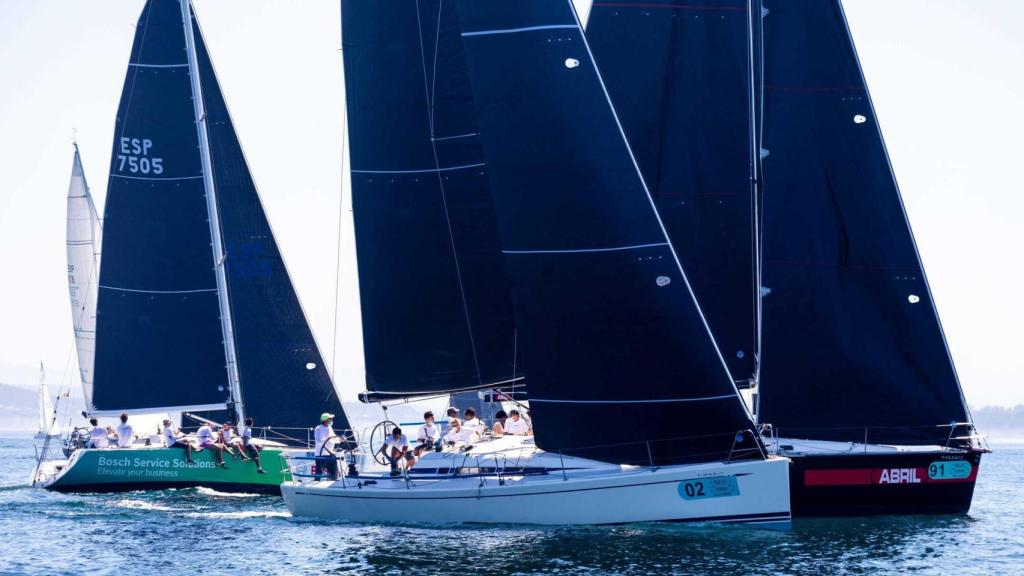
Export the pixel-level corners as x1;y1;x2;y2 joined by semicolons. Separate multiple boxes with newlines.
116;137;163;175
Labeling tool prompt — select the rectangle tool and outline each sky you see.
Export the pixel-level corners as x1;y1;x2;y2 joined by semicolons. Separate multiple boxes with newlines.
0;0;1021;409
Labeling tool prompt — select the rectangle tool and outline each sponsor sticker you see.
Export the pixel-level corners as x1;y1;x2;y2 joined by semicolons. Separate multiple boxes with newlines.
678;476;740;500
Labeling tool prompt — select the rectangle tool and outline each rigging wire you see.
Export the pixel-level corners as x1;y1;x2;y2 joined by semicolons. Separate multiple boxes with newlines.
330;34;349;383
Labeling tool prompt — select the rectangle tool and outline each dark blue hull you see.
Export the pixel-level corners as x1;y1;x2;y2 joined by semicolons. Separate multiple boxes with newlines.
788;449;983;517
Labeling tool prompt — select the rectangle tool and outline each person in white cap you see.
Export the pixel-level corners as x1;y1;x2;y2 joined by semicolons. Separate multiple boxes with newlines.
314;412;339;480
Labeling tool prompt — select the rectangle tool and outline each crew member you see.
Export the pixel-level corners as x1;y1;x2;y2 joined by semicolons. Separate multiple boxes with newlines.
379;427;413;476
87;417;108;449
239;417;266;474
314;412;340;480
197;422;227;468
115;413;134;448
415;412;441;457
162;419;195;464
505;409;531;436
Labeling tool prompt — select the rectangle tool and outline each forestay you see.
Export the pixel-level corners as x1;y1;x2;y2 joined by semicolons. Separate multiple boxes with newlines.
455;0;758;465
341;0;519;403
66;144;101;408
92;0;228;414
587;0;760;385
756;0;970;445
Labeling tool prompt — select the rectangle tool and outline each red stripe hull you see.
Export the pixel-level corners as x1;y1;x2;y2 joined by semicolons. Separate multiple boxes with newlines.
788;448;983;517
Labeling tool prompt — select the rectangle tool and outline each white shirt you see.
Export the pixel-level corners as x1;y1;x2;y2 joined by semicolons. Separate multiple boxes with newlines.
197;425;215;444
162;425;178;447
116;423;134;448
219;428;233;443
314;424;336;455
417;423;439;443
444;427;476;444
462;416;484;432
239;425;253;444
385;434;409;452
89;426;109;448
505;417;530;436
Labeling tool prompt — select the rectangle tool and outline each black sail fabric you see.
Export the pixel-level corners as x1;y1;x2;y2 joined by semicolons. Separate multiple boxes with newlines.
92;0;228;414
455;0;757;465
587;0;759;385
341;0;519;402
189;12;351;439
757;0;970;445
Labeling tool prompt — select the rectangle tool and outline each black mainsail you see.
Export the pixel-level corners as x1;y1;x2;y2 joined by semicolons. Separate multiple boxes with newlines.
90;0;350;438
341;0;519;403
455;0;758;465
93;0;228;414
756;0;969;445
585;0;972;447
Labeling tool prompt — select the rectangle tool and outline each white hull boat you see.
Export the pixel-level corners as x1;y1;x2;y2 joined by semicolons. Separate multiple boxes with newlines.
282;436;791;527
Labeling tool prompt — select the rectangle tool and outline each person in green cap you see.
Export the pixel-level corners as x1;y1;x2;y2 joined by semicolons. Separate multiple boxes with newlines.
314;412;339;480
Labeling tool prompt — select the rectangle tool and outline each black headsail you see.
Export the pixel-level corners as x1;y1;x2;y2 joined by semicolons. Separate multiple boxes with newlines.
586;0;760;386
455;0;758;465
188;8;350;437
756;0;970;445
92;0;229;415
341;0;520;403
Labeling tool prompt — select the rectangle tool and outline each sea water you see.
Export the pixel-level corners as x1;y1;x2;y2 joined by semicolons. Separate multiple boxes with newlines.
0;434;1021;575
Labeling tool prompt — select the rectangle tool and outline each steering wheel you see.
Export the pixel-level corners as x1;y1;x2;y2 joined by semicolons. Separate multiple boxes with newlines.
368;420;399;465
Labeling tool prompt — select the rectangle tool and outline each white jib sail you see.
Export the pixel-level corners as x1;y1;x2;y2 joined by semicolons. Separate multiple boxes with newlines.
37;363;58;437
66;144;102;410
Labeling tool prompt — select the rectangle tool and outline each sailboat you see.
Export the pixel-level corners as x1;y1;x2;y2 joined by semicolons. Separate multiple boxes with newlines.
586;0;985;516
33;364;60;440
281;0;791;527
34;0;353;494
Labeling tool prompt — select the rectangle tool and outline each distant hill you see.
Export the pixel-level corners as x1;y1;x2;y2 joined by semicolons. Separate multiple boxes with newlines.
0;382;87;432
0;383;40;431
972;405;1024;440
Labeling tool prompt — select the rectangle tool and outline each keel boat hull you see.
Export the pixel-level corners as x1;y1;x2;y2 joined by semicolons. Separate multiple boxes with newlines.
782;442;982;517
35;447;290;495
282;456;791;527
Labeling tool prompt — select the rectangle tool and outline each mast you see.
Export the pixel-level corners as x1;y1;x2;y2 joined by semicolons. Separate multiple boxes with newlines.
747;0;764;401
180;0;243;424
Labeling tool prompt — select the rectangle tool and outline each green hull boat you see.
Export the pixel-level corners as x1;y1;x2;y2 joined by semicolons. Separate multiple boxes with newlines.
35;447;291;495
